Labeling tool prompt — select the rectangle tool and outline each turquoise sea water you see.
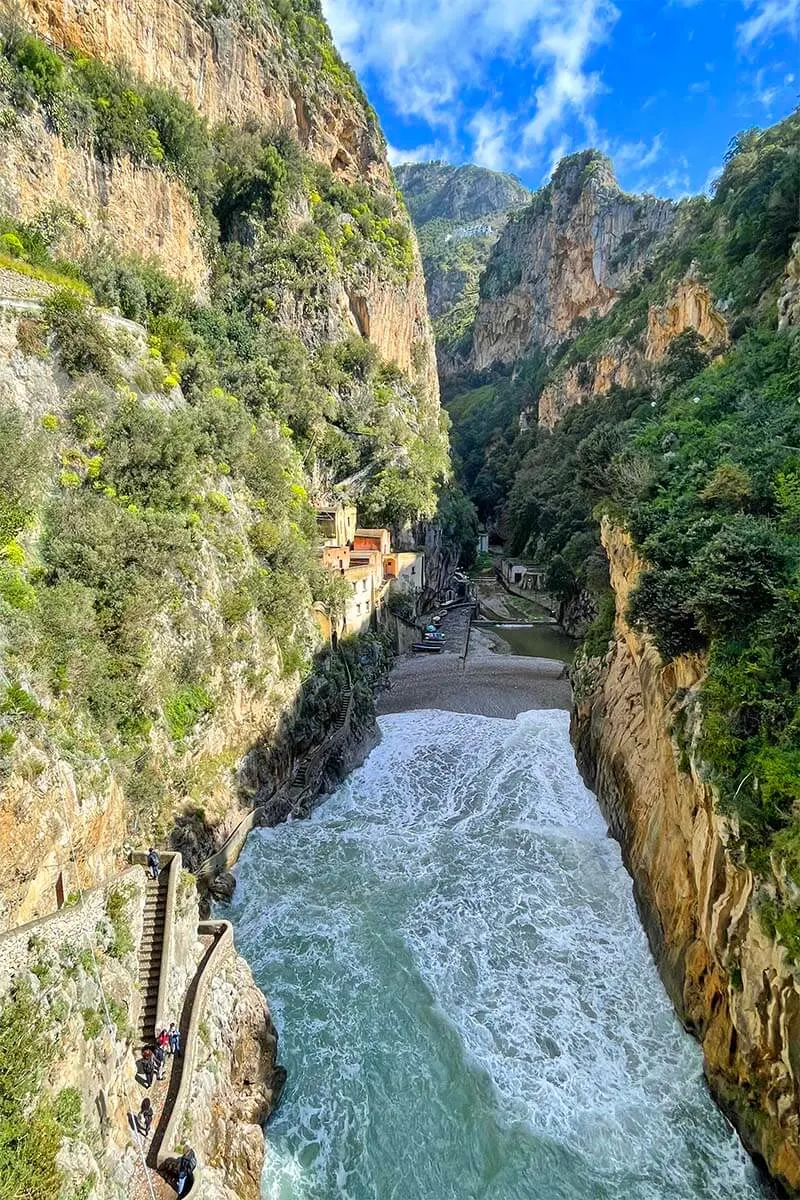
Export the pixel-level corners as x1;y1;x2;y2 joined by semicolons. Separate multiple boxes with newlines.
224;708;767;1200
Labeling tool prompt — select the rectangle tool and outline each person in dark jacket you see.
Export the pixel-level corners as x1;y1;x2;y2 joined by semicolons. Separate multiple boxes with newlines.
176;1147;197;1197
136;1098;153;1137
168;1021;181;1056
153;1042;167;1081
147;847;160;880
141;1047;154;1088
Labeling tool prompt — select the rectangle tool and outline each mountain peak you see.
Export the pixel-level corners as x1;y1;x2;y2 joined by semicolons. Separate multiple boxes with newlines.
550;150;617;199
394;161;532;226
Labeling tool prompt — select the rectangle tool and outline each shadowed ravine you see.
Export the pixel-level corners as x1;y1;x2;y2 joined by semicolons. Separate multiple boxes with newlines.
222;708;767;1200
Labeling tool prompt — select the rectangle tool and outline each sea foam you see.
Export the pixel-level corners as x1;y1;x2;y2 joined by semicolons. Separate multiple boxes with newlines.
224;708;766;1200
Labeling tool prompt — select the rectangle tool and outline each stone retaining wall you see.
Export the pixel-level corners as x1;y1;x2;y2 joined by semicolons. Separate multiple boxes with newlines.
157;920;234;1196
0;865;142;997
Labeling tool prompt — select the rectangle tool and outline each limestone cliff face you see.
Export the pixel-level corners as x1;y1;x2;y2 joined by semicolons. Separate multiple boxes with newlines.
470;152;674;371
185;950;284;1200
1;110;209;296
572;518;800;1192
645;275;728;361
0;862;277;1200
27;0;388;187
341;248;437;392
12;0;438;396
538;341;641;430
537;276;727;429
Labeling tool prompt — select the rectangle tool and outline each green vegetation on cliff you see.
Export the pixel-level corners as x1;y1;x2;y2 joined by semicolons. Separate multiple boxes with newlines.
447;109;800;910
0;14;449;846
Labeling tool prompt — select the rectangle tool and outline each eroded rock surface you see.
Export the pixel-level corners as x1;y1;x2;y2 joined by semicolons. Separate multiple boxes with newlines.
572;519;800;1192
470;152;674;371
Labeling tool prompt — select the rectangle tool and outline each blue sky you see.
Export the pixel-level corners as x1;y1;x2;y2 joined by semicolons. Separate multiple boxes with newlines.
321;0;799;197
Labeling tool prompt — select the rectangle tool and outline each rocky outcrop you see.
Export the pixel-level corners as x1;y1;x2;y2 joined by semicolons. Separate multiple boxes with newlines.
572;518;800;1193
0;111;208;296
0;869;149;1198
645;275;728;361
9;2;439;399
470;152;674;371
27;0;388;187
559;588;597;638
779;236;800;330
341;249;437;392
180;949;283;1200
538;340;642;429
537;273;728;429
0;859;281;1200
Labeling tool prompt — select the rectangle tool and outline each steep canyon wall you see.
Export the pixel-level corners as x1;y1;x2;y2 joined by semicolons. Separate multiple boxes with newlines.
573;519;800;1192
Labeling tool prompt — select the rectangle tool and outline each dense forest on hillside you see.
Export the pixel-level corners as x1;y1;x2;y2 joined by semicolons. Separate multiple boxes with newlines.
447;109;800;910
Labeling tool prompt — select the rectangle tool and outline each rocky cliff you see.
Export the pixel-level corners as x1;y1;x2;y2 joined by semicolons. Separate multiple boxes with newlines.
1;110;209;295
396;161;531;374
0;0;445;932
537;273;728;428
0;861;280;1200
26;0;388;186
181;949;284;1200
572;519;800;1192
470;151;674;371
2;0;437;392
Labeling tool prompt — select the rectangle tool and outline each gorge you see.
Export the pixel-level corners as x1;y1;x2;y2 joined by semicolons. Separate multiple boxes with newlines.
0;1;799;1198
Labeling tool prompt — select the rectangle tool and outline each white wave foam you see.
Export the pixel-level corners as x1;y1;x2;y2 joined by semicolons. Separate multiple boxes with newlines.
225;708;766;1200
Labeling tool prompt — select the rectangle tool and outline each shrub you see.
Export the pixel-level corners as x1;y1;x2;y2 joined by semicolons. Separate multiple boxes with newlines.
43;290;116;380
582;591;616;659
690;517;788;636
8;34;65;104
628;568;706;660
0;231;23;257
0;680;40;716
0;979;74;1200
106;887;134;959
164;684;213;742
82;1008;103;1038
16;316;47;355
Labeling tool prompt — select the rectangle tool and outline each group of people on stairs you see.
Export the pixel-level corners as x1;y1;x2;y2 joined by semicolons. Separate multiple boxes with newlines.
135;848;198;1196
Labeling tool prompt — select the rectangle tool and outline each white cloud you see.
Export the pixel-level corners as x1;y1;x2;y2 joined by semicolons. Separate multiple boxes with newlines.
702;163;723;194
387;141;450;165
322;0;619;169
468;107;515;172
737;0;800;48
634;154;691;199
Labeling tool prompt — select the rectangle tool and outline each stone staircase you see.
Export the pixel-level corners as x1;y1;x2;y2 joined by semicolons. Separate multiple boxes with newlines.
286;687;352;806
331;689;351;733
136;870;168;1049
